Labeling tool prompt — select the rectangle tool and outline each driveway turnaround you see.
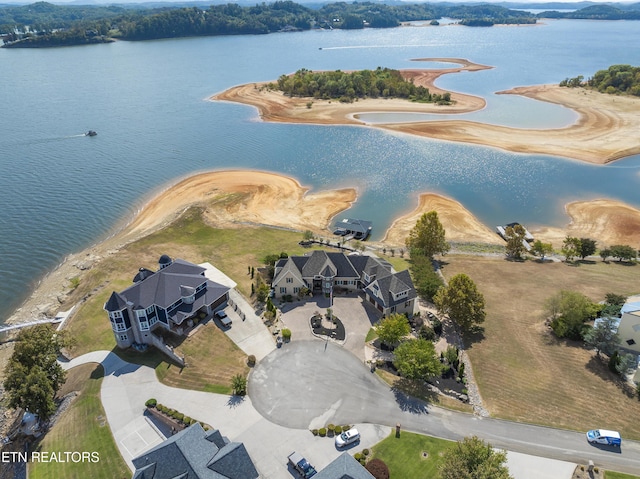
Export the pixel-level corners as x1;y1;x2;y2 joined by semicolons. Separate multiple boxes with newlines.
250;340;640;476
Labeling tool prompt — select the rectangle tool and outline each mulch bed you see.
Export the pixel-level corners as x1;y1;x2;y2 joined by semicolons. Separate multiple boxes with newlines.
310;315;346;341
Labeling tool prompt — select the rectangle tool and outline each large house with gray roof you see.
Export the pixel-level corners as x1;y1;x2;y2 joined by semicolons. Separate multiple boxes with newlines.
132;422;258;479
104;255;230;351
272;251;417;317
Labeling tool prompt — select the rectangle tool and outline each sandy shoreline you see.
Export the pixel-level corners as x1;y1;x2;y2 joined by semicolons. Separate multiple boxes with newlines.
213;58;640;164
6;169;640;329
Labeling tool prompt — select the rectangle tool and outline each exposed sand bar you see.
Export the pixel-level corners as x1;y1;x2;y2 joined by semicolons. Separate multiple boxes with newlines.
383;194;640;250
5;170;355;326
6;170;640;328
213;58;640;164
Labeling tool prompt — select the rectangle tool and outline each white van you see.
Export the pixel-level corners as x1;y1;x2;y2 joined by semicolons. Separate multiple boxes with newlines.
586;429;621;446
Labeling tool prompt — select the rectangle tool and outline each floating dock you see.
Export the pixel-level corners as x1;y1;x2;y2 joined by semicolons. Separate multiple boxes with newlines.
333;218;372;241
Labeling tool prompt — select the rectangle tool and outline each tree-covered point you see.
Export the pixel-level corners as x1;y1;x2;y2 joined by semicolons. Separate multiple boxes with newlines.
560;64;640;96
560;65;640;96
273;67;452;104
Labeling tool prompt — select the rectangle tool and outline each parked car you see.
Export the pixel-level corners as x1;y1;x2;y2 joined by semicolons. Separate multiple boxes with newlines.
215;310;232;327
335;428;360;448
586;429;621;446
288;451;317;478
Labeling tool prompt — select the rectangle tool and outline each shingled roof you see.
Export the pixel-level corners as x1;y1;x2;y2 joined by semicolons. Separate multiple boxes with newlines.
131;423;258;479
313;452;375;479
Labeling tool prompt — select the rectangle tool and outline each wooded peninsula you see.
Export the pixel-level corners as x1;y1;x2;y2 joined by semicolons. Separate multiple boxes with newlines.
2;0;639;48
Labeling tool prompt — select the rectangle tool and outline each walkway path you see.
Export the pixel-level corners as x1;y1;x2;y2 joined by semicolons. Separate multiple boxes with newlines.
60;351;389;476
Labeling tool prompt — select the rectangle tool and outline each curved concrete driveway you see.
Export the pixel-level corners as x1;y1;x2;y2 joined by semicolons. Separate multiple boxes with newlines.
249;341;640;475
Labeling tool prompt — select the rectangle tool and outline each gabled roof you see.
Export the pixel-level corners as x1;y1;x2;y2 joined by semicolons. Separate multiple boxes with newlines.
365;270;416;308
272;257;306;287
314;452;375;479
106;259;227;313
131;423;258;479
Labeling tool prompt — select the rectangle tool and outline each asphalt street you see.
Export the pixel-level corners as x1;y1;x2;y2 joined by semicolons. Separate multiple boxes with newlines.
250;340;640;475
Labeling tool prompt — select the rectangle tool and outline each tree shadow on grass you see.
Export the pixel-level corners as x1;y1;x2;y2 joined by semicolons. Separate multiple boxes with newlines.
391;378;435;415
462;326;485;349
585;355;637;399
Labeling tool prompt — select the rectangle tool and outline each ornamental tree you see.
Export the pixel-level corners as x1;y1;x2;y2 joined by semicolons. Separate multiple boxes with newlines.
374;313;410;348
434;274;486;334
393;338;443;381
406;211;450;259
440;436;513;479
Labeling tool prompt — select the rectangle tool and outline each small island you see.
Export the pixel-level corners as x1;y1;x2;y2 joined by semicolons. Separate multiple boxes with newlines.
213;59;640;164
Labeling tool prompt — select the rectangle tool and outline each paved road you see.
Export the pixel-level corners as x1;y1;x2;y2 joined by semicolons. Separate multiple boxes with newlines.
250;340;640;475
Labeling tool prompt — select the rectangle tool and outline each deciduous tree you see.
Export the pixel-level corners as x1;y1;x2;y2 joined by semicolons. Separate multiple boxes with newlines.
504;224;527;260
393;338;443;381
406;211;450;259
610;244;637;262
561;236;581;262
544;290;598;340
3;325;70;422
583;316;620;357
374;313;410;348
434;274;485;334
531;240;553;261
439;436;513;479
579;238;597;259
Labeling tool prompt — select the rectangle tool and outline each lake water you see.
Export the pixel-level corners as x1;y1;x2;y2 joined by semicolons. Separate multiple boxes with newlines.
1;19;640;323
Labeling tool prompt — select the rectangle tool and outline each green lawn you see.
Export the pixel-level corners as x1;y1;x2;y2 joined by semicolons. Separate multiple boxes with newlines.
606;471;640;479
370;431;453;478
29;364;130;479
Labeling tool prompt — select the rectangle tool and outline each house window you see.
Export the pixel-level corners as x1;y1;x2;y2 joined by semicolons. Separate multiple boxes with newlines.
280;287;287;294
286;277;293;283
113;321;127;332
146;305;155;315
119;334;128;341
627;339;637;346
149;316;158;327
139;319;149;331
293;287;300;294
111;310;123;320
405;301;411;308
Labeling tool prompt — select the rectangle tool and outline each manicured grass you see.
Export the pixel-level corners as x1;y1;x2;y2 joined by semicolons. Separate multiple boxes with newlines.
29;364;130;479
439;255;640;439
370;431;453;478
606;471;640;479
365;327;378;342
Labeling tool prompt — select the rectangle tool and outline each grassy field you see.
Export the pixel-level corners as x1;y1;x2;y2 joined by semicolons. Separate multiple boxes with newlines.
28;364;130;479
438;255;640;439
369;431;453;478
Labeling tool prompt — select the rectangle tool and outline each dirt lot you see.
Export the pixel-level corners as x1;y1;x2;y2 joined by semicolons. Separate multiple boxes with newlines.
438;255;640;439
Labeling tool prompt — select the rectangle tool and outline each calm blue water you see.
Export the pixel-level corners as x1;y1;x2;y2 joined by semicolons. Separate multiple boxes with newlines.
1;20;640;323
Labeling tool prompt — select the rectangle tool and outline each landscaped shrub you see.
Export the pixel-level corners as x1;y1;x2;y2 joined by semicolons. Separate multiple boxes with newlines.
282;328;292;341
354;453;363;461
247;355;256;367
145;398;157;408
174;413;184;422
365;458;390;479
334;425;342;434
362;448;370;456
327;424;335;434
312;429;319;436
183;416;192;425
319;428;327;437
342;424;351;431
